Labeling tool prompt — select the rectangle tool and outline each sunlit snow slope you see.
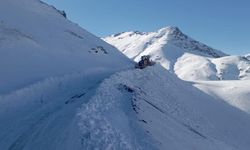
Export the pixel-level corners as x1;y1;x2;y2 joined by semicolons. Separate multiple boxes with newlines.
104;27;250;81
0;0;132;94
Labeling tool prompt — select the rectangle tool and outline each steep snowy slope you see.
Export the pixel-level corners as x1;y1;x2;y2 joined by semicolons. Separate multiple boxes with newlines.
0;0;132;95
79;65;250;150
104;27;250;81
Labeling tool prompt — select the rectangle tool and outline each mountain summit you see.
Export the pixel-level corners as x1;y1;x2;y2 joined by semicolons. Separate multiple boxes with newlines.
104;26;226;61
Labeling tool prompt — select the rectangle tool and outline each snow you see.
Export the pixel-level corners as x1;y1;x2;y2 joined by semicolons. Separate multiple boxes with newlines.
194;80;250;114
0;0;132;95
1;0;250;150
78;65;250;150
174;53;218;80
0;70;116;150
104;26;226;61
212;56;250;80
174;54;250;81
104;27;250;81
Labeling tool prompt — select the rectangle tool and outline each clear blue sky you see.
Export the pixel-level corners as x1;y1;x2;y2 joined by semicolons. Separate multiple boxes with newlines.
43;0;250;55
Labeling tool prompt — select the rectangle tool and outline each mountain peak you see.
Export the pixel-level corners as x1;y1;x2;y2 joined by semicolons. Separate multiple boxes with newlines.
155;26;226;58
158;26;181;33
156;26;188;41
104;25;227;65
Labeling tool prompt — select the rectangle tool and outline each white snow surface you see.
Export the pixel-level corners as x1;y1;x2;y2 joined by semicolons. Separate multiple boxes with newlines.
194;80;250;114
104;27;250;81
0;0;132;95
78;65;250;150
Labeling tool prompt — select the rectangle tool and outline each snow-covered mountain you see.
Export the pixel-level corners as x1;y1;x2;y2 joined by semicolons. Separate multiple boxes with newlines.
1;0;250;150
0;0;132;95
104;27;250;81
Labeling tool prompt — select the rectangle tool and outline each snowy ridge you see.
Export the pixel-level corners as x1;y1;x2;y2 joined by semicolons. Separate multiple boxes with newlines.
78;65;250;150
104;27;250;81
